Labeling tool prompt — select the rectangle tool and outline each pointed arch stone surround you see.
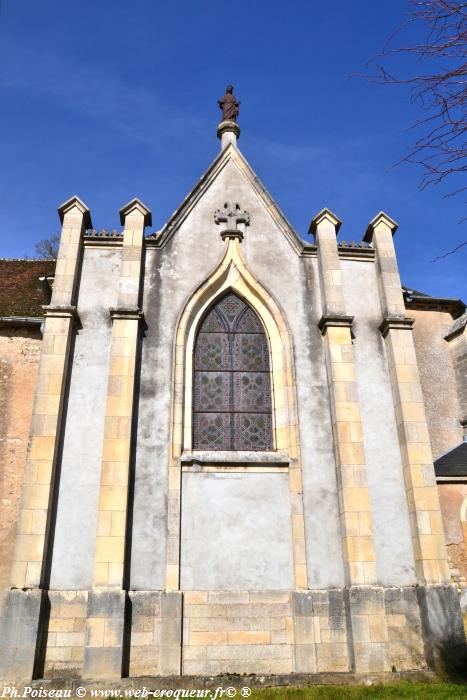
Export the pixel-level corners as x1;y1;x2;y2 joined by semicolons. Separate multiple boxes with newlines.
167;234;306;592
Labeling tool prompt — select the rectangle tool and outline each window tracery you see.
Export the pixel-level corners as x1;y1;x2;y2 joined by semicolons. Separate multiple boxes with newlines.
193;292;273;451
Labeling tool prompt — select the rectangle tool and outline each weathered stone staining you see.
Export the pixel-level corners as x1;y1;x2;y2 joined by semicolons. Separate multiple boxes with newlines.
0;99;465;683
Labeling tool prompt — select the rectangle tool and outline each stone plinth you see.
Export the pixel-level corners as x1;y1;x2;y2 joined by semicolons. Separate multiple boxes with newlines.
217;120;240;149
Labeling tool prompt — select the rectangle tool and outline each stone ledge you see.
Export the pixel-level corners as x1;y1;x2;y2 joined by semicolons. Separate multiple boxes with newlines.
180;451;289;468
379;316;414;337
109;307;145;324
318;315;354;335
43;304;80;323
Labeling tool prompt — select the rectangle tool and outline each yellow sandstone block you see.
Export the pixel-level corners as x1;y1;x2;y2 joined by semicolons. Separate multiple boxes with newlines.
363;561;377;584
104;620;122;647
15;533;44;561
111;511;126;537
406;443;433;465
348;561;365;585
19;510;33;535
412;486;440;512
10;561;27;587
106;396;133;417
48;618;75;633
428;511;445;535
93;563;109;588
109;356;136;377
292;513;305;540
22;482;50;510
341;487;370;513
334;402;360;422
102;438;130;462
104;416;131;439
369;616;388;643
358;511;373;536
184;591;209;604
345;535;375;563
47;373;65;396
228;631;270;645
401;402;426;422
293;537;307;566
190;631;227;645
345;512;360;537
329;345;343;363
108;563;124;587
327;327;352;345
419;558;442;585
295;564;308;589
94;535;125;564
331;363;356;383
166;565;179;590
99;485;128;511
87;618;105;647
404;422;430;444
40;354;68;376
31;510;47;535
30;436;56;461
395;364;419;384
419;534;447;561
339;442;365;466
289;467;302;492
34;394;61;416
96;511;112;537
107;376;122;396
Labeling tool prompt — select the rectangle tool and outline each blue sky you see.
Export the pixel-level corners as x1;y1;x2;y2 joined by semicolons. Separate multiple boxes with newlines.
1;0;465;298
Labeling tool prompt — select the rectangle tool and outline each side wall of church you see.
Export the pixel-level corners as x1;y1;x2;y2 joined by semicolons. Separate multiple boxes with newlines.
410;308;462;459
0;328;41;600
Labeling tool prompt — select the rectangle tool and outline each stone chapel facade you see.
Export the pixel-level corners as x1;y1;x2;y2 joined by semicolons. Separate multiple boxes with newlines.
0;117;466;682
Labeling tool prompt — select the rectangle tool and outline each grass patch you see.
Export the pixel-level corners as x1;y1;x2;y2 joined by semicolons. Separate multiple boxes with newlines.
250;682;467;699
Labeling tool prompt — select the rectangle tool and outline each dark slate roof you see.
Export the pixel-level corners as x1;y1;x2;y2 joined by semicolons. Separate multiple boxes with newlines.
0;259;55;317
402;285;465;319
434;442;467;478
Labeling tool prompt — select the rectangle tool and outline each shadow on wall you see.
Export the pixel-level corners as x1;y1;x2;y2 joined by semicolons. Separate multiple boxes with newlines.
418;585;467;679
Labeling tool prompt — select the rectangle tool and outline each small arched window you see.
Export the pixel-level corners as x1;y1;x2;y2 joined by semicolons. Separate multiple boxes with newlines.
193;292;273;451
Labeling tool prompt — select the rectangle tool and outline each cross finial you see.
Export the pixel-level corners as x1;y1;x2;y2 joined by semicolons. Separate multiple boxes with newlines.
214;202;250;242
214;202;250;227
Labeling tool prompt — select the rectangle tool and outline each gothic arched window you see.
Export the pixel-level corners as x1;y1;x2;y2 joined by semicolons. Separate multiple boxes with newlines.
193;293;273;451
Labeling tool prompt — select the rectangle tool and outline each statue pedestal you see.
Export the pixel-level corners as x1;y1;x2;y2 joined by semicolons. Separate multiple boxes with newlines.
217;120;240;149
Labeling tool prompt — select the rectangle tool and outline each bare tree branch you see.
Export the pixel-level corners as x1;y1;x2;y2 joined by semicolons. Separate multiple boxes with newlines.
35;234;60;259
431;238;467;258
362;1;467;200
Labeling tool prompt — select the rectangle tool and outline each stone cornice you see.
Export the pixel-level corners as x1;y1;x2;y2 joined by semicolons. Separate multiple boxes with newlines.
379;316;414;337
109;306;145;324
318;314;354;335
43;304;80;327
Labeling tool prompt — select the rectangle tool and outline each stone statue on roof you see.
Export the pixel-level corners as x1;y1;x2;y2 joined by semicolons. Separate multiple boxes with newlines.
218;85;240;122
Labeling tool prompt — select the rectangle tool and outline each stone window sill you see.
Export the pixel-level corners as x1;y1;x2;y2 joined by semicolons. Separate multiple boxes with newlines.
180;450;289;470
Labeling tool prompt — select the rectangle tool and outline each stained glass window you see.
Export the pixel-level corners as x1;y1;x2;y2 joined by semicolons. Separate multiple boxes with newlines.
193;293;273;451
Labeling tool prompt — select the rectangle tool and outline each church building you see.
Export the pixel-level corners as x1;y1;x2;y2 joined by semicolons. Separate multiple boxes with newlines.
0;90;466;682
